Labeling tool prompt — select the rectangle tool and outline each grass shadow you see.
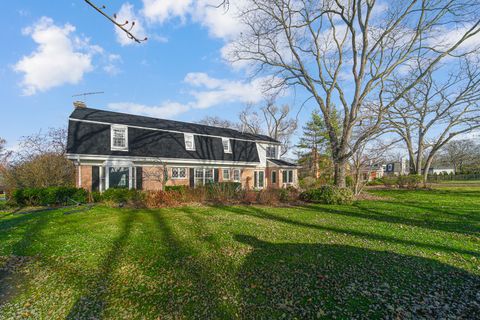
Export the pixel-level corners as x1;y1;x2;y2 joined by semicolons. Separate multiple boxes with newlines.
235;234;480;318
66;211;136;319
220;206;480;258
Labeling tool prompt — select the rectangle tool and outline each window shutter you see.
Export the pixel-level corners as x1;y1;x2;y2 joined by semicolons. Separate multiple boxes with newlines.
136;167;143;190
189;168;195;188
214;168;219;182
92;166;100;191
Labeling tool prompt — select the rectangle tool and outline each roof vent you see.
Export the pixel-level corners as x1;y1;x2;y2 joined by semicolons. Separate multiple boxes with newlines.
73;101;87;109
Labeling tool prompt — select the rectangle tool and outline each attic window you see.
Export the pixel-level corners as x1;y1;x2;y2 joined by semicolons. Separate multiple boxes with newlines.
222;138;231;153
184;133;195;151
111;125;128;151
266;145;277;158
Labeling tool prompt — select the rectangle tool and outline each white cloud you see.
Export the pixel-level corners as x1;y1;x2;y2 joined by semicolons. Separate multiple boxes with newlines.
185;72;268;109
141;0;192;24
108;72;275;118
108;101;190;118
427;24;480;54
103;54;123;75
115;3;147;46
14;17;97;95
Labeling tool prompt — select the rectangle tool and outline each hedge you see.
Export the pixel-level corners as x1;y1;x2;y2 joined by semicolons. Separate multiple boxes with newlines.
12;187;88;206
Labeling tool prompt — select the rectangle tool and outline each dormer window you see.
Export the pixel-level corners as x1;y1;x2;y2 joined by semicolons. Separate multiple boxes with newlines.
266;145;277;158
222;138;231;153
184;133;195;151
111;125;128;151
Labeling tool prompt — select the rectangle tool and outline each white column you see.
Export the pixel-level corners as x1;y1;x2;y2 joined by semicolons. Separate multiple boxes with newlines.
99;166;104;192
128;167;133;189
105;167;110;190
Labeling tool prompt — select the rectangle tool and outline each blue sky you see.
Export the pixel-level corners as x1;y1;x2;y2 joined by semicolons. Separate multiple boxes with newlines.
0;0;312;151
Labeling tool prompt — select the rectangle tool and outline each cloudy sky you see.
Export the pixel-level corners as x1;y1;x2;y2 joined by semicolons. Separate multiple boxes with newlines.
1;0;310;150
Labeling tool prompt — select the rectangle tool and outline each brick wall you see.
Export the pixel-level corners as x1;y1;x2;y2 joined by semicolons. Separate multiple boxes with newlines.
77;165;92;191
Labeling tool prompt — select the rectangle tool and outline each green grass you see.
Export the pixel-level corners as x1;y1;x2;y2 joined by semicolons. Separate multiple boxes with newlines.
0;187;479;319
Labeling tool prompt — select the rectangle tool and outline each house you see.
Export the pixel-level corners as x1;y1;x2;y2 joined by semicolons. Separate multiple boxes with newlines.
66;105;299;192
359;163;384;181
427;167;455;175
383;158;409;176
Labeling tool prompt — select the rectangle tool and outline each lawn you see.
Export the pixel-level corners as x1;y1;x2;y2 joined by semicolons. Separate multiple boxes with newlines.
0;187;479;319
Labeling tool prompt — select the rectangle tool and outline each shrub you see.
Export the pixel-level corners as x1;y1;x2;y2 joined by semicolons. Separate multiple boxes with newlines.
299;177;318;190
165;185;188;194
400;175;422;189
300;185;354;205
257;189;280;205
381;176;397;188
102;188;144;207
11;187;88;206
145;190;180;207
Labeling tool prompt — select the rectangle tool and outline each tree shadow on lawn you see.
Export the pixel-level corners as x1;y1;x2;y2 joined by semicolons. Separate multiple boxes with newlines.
147;208;235;319
234;234;480;319
0;210;51;307
66;210;136;320
220;206;479;258
301;202;480;236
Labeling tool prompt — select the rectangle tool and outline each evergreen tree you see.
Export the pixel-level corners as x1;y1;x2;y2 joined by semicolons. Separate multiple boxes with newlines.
296;111;329;179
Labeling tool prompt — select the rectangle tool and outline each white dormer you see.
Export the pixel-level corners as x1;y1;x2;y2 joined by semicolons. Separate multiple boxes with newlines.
184;133;195;151
111;125;128;151
222;138;232;153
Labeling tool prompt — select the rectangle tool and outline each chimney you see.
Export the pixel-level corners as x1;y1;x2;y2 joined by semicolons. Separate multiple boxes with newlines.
73;101;87;109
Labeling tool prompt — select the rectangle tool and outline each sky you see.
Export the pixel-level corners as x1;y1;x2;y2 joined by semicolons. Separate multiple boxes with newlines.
1;1;478;156
0;0;312;152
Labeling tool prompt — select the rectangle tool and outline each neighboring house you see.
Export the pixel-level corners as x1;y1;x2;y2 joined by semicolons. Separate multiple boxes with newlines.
359;163;384;181
383;158;409;176
427;167;455;175
66;106;299;192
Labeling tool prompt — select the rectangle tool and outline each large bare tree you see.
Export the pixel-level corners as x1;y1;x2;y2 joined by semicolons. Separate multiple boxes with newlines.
386;57;480;183
227;0;480;186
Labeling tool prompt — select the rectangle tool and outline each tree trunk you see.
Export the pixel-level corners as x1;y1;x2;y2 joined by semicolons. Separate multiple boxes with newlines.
422;157;434;188
334;161;347;187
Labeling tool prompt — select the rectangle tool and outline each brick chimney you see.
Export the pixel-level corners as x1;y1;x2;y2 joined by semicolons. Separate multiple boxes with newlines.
73;101;87;109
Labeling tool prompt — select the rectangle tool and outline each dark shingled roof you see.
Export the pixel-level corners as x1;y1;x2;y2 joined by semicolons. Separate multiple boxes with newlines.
70;107;280;143
268;159;299;167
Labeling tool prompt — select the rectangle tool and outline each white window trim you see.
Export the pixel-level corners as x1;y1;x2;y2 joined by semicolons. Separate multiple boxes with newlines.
171;167;187;179
232;169;241;182
271;170;277;184
184;133;195;151
110;125;128;151
223;168;230;180
254;170;265;189
222;138;232;153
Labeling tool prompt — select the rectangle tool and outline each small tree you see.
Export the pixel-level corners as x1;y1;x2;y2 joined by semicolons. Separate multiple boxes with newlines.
296;111;331;179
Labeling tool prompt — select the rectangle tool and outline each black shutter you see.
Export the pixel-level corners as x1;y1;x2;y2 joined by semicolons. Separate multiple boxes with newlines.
92;166;100;191
214;168;219;183
136;167;143;190
189;168;195;188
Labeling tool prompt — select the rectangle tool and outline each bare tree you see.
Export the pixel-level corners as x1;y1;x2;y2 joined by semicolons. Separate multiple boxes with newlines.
227;0;480;186
0;138;11;164
386;57;480;183
262;101;298;156
436;139;479;173
198;116;239;130
238;104;264;135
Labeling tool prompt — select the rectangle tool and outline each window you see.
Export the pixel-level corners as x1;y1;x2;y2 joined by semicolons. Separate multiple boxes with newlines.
271;171;277;184
223;169;230;180
233;169;241;182
282;170;293;183
111;125;128;151
222;138;231;153
109;167;129;188
172;167;187;179
184;133;195;151
194;168;214;186
254;171;265;189
266;145;276;158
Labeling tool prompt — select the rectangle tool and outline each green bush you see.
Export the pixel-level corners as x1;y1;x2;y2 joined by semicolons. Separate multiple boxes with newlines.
381;175;422;189
381;176;397;188
102;188;144;204
11;187;88;206
299;176;318;190
300;185;354;205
